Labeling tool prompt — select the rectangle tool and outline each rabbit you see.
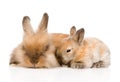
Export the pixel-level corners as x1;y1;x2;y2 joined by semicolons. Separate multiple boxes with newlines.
9;13;60;68
55;26;110;68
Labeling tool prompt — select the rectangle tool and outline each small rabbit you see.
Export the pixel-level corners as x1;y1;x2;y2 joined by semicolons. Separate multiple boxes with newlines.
10;13;60;68
55;26;110;68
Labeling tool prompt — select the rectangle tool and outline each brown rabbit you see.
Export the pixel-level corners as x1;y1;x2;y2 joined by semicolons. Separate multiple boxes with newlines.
10;13;60;68
55;27;110;68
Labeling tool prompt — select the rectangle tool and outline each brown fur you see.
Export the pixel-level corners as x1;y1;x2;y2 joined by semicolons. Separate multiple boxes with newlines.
55;27;110;68
10;13;60;68
50;33;69;48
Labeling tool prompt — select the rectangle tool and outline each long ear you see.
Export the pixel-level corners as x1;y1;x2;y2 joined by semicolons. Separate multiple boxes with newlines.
37;13;49;33
73;28;85;44
22;16;34;35
70;26;76;36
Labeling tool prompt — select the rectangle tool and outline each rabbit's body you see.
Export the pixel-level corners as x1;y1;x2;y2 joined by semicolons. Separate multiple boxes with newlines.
55;27;110;68
10;13;60;68
71;38;110;68
10;43;60;68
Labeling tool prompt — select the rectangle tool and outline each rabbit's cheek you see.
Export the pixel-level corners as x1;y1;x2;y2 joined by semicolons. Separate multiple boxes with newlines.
62;52;75;64
62;55;72;64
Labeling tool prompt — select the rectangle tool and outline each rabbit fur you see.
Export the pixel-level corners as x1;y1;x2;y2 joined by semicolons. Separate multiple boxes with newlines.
10;13;60;68
55;26;110;68
10;13;110;69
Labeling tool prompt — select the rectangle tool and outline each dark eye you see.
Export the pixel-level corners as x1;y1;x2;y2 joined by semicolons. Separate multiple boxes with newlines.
66;49;71;53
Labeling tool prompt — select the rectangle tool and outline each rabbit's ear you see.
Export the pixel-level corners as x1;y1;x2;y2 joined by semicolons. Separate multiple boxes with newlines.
70;26;76;36
73;28;85;44
22;16;34;35
37;13;49;33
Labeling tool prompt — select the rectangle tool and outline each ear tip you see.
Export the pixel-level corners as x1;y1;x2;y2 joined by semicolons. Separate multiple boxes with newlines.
44;12;48;16
72;26;76;30
22;16;30;23
76;28;85;34
80;28;85;32
23;16;30;20
43;12;49;18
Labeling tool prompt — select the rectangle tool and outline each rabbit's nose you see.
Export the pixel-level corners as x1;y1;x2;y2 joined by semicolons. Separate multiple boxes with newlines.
30;55;39;64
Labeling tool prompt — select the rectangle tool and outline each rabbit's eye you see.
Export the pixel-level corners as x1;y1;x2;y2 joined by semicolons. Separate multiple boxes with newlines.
66;49;71;53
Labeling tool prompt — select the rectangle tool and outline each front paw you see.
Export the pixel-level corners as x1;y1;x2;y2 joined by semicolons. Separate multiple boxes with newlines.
9;60;19;66
91;61;104;68
70;61;85;69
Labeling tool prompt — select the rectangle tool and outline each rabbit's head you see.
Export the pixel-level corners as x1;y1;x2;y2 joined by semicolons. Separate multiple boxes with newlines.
22;13;50;67
56;26;85;65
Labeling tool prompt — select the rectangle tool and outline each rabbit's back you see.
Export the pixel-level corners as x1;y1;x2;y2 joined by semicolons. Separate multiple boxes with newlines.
74;38;110;68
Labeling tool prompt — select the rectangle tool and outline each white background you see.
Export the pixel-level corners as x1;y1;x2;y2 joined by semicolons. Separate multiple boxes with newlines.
0;0;120;82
